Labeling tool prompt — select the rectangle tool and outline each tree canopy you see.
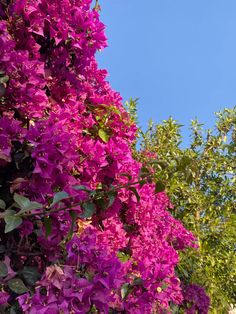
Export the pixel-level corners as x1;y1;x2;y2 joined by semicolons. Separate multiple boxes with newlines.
132;102;236;313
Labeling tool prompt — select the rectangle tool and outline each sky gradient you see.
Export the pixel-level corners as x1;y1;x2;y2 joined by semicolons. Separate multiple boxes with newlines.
96;0;236;142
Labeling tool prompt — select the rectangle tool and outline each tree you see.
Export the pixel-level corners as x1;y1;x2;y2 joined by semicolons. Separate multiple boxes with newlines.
134;104;236;313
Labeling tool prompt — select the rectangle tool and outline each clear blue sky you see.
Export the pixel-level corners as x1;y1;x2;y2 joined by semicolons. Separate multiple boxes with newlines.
96;0;236;142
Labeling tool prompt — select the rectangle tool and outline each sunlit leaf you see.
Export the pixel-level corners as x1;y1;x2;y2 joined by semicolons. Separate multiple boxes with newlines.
98;129;109;143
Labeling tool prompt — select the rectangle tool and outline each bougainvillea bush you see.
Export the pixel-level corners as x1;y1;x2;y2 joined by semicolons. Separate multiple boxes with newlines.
0;1;209;313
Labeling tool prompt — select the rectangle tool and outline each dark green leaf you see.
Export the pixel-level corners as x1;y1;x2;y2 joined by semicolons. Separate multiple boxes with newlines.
0;84;6;97
10;307;17;314
0;262;8;277
8;278;28;294
155;181;165;193
80;201;96;218
96;197;107;211
67;211;78;239
98;129;109;143
21;266;41;286
0;245;5;253
139;166;149;178
133;277;143;286
4;215;23;233
50;191;69;208
186;170;193;184
73;185;91;192
108;192;116;208
44;217;52;238
139;179;146;187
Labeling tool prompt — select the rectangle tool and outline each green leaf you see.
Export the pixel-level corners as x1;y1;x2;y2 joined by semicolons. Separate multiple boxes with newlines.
155;181;165;193
133;277;143;286
26;201;42;211
4;209;16;216
21;266;41;286
95;197;107;211
72;185;91;192
0;245;5;253
161;283;168;290
0;262;8;277
108;192;116;208
8;278;28;294
98;129;109;143
4;215;23;233
0;199;6;209
181;268;189;278
0;75;9;84
67;211;78;239
10;306;17;314
120;173;132;180
171;304;180;314
44;216;52;238
117;251;130;263
139;166;149;178
16;201;42;215
129;187;140;202
13;193;30;209
121;283;131;300
50;191;69;208
139;179;146;187
179;156;192;168
80;201;96;218
0;84;6;97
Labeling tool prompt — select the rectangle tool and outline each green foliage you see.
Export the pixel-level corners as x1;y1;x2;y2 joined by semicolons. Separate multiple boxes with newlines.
125;98;139;125
20;267;41;286
136;106;236;313
8;278;28;294
50;191;69;208
0;262;8;277
4;210;23;233
80;201;96;218
98;128;109;143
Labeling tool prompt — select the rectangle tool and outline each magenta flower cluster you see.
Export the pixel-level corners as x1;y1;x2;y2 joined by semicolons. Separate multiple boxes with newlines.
19;229;125;313
0;0;209;313
182;284;210;314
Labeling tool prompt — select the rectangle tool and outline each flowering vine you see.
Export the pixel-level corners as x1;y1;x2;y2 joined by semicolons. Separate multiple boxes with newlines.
0;0;208;313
